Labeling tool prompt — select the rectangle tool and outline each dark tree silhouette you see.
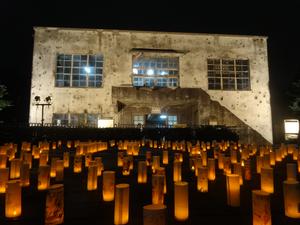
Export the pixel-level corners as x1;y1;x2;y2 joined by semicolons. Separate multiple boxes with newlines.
287;78;300;116
0;85;11;111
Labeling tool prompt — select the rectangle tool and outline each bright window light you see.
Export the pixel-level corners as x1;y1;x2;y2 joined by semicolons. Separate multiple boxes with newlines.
84;66;91;73
98;119;114;128
147;69;154;75
133;68;138;74
284;119;299;134
160;115;167;119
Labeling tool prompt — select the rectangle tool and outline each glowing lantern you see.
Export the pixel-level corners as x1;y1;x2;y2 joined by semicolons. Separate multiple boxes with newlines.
233;163;243;185
143;204;166;225
275;148;282;162
173;161;182;182
103;171;115;201
0;168;9;193
63;152;70;168
10;158;21;179
0;154;7;169
95;157;103;176
55;160;64;182
146;151;152;166
5;180;21;218
38;165;50;190
194;157;202;176
73;155;82;173
223;157;231;175
293;148;298;160
230;149;237;163
85;154;92;167
23;152;32;169
152;174;164;205
45;184;64;225
128;155;134;170
283;180;300;218
114;183;129;225
256;156;263;174
262;154;270;169
298;157;300;173
197;166;208;192
260;167;274;194
156;167;167;194
270;151;275;166
286;163;297;181
226;174;240;207
162;151;168;165
152;156;160;173
244;159;251;180
122;157;130;176
218;153;224;169
87;164;98;191
252;190;271;225
138;161;147;184
50;157;58;178
51;141;57;150
118;152;125;167
207;158;216;181
174;181;189;221
39;152;48;166
20;163;30;187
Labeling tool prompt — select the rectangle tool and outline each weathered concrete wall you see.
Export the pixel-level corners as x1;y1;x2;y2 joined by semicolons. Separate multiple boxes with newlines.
30;27;272;143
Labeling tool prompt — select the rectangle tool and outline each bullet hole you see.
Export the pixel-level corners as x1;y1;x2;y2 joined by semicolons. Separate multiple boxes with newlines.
39;56;42;60
220;97;223;101
259;100;262;103
256;80;259;83
254;96;258;99
244;119;247;122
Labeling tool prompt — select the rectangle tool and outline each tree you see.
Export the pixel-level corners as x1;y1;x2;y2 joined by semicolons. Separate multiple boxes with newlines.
0;85;11;111
287;79;300;116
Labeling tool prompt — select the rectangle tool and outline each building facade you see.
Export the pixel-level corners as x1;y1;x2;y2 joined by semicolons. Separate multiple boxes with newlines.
29;27;273;143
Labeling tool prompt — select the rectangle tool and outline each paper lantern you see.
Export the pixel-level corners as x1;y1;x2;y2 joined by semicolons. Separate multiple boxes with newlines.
230;149;237;163
143;204;166;225
0;168;9;193
63;152;70;168
197;166;208;192
226;174;240;207
128;155;134;170
275;148;282;162
283;180;300;218
286;163;297;181
256;156;263;174
244;159;251;180
20;163;30;187
85;154;92;167
173;161;182;182
50;157;59;178
38;165;50;190
162;151;168;165
223;157;231;175
262;154;270;168
218;153;224;169
293;148;298;160
32;146;40;159
87;164;98;191
207;158;216;181
45;184;64;225
0;154;7;169
55;160;64;182
298;157;300;173
10;158;21;179
152;156;160;173
114;183;129;225
201;151;207;166
233;163;243;185
270;151;275;166
122;157;130;176
103;171;115;201
260;167;274;194
95;157;103;176
138;161;147;184
194;157;202;176
252;190;271;225
5;180;21;218
174;181;189;221
73;155;82;173
39;151;49;166
146;151;152;166
152;174;164;205
118;152;125;167
156;167;167;194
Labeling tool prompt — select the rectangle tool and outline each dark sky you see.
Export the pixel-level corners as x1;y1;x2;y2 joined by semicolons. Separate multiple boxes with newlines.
1;1;299;138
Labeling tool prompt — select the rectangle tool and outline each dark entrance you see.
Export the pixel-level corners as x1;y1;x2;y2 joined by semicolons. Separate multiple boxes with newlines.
145;114;167;128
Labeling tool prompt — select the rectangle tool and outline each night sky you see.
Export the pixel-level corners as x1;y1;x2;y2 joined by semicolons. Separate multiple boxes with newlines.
1;1;299;140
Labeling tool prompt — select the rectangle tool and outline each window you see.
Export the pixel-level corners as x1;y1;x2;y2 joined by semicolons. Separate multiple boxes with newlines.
133;115;145;126
56;54;103;88
168;115;177;126
52;113;99;127
207;59;250;90
53;114;69;126
132;57;179;88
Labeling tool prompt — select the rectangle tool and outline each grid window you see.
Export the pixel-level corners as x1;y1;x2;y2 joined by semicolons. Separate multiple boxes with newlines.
56;54;103;88
87;114;98;127
207;58;250;90
52;114;69;126
168;115;177;126
133;115;145;125
132;57;179;88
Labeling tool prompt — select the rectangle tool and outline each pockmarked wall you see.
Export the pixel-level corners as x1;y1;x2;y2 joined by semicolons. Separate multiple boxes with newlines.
30;27;272;143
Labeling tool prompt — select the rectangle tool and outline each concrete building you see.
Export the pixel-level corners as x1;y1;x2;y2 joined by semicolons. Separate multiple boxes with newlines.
29;27;272;144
